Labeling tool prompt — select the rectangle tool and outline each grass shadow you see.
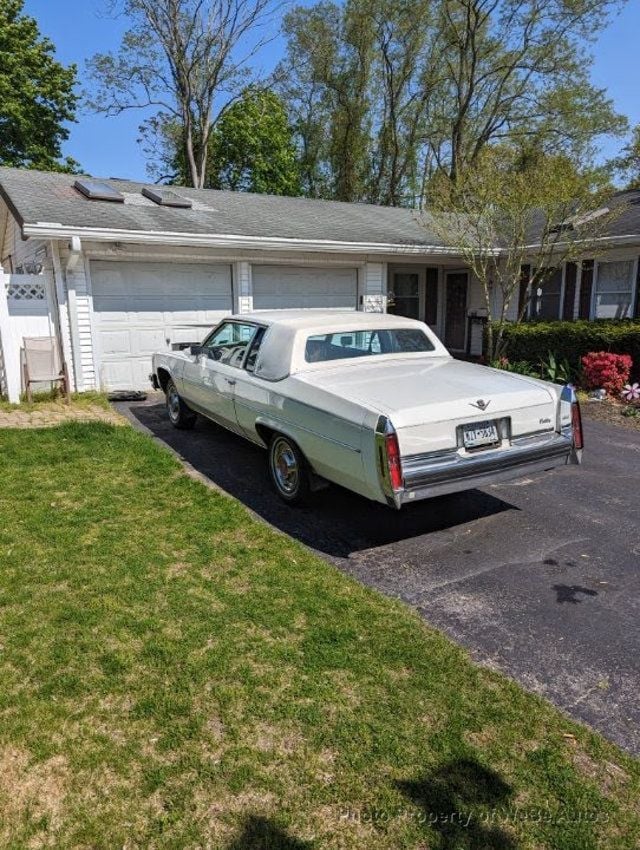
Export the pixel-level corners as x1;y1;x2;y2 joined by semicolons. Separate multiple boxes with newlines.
226;815;313;850
397;757;518;849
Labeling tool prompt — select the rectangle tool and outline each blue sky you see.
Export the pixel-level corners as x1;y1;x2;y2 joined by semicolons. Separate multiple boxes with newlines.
25;0;640;182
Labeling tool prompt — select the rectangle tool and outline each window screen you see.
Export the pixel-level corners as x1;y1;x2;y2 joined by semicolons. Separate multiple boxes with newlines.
593;261;634;319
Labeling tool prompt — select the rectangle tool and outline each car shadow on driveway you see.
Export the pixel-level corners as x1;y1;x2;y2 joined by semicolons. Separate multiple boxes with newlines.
121;399;518;561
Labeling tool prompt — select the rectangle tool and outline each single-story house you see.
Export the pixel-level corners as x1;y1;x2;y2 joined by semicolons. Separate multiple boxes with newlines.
0;166;639;398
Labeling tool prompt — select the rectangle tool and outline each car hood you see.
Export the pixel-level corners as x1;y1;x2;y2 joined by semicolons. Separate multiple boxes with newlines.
296;356;557;427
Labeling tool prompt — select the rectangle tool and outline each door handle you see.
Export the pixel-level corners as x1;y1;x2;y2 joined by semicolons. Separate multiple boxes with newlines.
226;378;236;386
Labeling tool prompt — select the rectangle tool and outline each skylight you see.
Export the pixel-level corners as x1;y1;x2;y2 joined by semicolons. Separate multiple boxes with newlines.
74;179;125;202
141;186;193;209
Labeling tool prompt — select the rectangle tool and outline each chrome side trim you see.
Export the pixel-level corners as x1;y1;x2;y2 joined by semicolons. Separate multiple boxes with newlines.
236;399;362;453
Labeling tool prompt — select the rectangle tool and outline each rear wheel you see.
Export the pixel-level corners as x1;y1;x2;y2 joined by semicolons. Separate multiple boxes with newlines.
268;434;311;505
166;379;197;430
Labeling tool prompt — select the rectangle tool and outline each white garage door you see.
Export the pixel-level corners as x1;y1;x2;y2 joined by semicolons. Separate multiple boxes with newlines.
91;260;232;390
252;265;358;310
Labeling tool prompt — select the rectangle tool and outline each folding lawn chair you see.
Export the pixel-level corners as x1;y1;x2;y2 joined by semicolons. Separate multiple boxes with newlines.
22;336;70;403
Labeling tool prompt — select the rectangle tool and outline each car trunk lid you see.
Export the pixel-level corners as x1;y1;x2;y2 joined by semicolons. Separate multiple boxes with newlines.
298;357;558;455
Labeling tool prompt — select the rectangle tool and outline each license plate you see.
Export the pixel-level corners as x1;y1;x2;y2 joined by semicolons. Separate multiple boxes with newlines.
463;420;499;449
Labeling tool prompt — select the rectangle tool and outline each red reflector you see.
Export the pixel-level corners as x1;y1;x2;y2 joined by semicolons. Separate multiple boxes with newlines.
571;401;583;450
385;431;403;490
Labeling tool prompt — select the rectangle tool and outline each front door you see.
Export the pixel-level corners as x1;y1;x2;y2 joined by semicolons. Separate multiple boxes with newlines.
444;272;468;351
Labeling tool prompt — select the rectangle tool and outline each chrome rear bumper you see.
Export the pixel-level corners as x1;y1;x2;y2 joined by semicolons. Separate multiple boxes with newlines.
393;431;578;508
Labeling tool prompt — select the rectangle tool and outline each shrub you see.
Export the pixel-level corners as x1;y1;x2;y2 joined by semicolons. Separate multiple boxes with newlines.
492;353;575;384
581;352;632;395
491;357;539;377
495;320;640;382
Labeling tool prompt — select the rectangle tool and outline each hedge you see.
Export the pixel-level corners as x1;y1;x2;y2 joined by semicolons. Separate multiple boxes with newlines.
496;319;640;382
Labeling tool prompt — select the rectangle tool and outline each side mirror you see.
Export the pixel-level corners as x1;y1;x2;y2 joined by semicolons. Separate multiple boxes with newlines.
189;344;203;356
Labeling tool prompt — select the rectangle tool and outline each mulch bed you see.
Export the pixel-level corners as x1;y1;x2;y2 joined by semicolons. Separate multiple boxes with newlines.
581;398;640;433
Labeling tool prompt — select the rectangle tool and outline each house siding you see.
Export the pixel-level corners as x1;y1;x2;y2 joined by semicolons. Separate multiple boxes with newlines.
1;215;47;272
363;261;386;311
55;242;95;390
236;261;252;313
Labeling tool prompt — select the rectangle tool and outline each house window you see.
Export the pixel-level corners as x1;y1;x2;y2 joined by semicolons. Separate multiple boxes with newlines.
530;268;562;320
593;260;634;319
389;272;420;319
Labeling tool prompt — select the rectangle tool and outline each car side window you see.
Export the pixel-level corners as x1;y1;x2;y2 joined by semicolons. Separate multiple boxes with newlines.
202;321;257;368
244;326;266;373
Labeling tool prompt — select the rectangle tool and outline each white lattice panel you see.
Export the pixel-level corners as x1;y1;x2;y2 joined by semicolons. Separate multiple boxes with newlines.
6;280;46;301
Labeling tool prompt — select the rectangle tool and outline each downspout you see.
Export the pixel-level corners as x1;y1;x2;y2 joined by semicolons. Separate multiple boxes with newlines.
50;238;80;392
65;236;84;391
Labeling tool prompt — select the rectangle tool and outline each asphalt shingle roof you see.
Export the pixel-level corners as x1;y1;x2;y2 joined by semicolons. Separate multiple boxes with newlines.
603;188;640;238
1;167;638;248
0;167;446;247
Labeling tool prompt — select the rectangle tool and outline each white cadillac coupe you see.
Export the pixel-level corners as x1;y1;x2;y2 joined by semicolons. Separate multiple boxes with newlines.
151;311;583;508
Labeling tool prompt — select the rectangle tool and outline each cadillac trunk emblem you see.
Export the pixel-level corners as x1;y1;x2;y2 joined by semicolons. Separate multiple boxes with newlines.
470;399;491;411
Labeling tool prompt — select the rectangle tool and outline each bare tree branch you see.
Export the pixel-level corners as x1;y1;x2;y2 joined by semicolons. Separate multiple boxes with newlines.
86;0;283;186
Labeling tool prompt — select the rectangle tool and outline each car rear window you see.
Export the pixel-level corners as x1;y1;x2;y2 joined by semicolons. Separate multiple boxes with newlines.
304;328;435;363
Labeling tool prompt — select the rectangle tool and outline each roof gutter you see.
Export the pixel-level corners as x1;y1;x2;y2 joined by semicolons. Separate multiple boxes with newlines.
520;234;640;251
21;221;640;257
21;221;474;257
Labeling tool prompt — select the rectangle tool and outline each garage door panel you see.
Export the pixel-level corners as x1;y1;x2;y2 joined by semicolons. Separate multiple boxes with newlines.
252;265;358;311
134;328;168;355
99;330;132;356
260;293;356;310
100;360;135;388
101;358;154;390
91;260;232;390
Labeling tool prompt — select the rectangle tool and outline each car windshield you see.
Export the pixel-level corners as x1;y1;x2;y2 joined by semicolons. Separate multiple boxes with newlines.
304;328;435;363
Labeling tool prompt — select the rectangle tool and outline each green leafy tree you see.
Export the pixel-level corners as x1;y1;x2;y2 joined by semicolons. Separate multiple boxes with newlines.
207;90;301;195
425;147;620;359
277;1;376;202
0;0;78;170
278;0;627;204
613;124;640;189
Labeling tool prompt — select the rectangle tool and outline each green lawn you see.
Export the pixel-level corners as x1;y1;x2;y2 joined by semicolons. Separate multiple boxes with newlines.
0;422;638;849
0;390;112;412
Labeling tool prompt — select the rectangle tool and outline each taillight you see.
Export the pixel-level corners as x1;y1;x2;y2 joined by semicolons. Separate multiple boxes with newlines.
571;400;583;450
385;430;403;490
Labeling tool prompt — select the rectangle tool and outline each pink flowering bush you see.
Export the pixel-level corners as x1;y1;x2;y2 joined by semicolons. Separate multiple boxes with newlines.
581;351;632;396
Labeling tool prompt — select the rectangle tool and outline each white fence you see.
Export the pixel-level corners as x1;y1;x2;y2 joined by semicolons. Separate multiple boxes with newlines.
0;272;56;402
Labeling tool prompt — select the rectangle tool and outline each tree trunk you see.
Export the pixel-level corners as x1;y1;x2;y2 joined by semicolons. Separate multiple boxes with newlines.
485;321;494;363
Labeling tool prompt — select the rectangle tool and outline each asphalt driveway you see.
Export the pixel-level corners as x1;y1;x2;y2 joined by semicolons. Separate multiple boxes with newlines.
118;394;640;755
